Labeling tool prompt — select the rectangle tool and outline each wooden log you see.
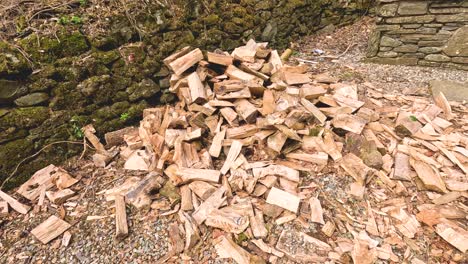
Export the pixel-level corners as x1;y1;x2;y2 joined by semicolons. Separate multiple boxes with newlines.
332;114;367;134
267;131;288;153
188;181;216;200
207;52;233;66
262;89;275;115
45;189;75;204
221;140;243;175
309;197;325;225
284;72;310;85
17;164;57;201
340;153;372;184
435;221;468;253
115;195;129;240
250;209;268;238
192;187;226;224
226;124;258;139
163;46;191;66
0;190;30;214
209;128;226;158
31;215;71;244
286;152;328;165
252;164;300;182
395;111;422;137
177;168;221;184
300;85;327;100
220;107;238;126
125;174;165;208
167;48;203;76
205;208;249;234
217;87;252;100
187;72;207;104
433;91;454;120
225;65;263;85
266;187;300;213
214;235;252;264
235;99;258;124
82;124;107;154
301;98;327;125
104;127;137;147
393;152;412;181
410;160;447;193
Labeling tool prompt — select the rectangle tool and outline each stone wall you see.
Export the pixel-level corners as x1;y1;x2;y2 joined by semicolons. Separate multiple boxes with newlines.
0;0;373;188
367;0;468;70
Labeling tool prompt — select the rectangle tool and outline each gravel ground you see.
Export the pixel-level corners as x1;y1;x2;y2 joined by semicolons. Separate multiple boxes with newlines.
1;17;466;264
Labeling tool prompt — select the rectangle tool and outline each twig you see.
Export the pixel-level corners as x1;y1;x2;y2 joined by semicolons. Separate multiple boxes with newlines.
0;140;88;190
295;58;318;64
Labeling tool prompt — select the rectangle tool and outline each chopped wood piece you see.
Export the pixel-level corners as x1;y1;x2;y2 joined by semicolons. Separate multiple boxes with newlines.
168;48;203;76
432;191;462;205
351;240;378;264
61;231;72;247
235;99;258;123
433;91;454;120
0;201;8;217
267;131;288;153
286;152;328;165
125;174;165;208
82;124;107;154
17;164;57;201
55;170;78;189
192;187;226;224
276;230;331;262
220;140;243;175
0;190;30;214
226;124;258;139
266;187;300;213
124;150;149;171
179;211;200;251
45;189;75;204
250;209;268;238
163;46;191;66
215;235;252;264
321;221;336;237
262;89;275;115
207;52;233;66
435;221;468;253
177;168;221;184
252;239;285;257
115;195;128;240
309;197;325;225
220;107;238;126
284;72;310;85
31;215;71;244
205;208;249;234
253;164;300;182
300;85;327;100
410;160;447;193
332;114;367;134
209;128;226;158
340;153;372;184
187;72;207;104
395;111;422;137
105;127;137;147
225;65;262;84
301;98;327;125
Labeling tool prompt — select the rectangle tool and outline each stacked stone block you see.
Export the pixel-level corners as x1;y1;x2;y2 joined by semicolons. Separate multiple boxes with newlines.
367;0;468;70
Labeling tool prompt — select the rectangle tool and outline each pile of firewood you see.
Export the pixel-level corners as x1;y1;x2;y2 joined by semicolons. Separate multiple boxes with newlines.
2;39;467;263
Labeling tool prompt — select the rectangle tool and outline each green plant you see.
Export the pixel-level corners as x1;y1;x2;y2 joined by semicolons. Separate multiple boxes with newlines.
71;123;84;139
120;112;130;121
409;115;418;122
58;15;82;25
79;0;88;6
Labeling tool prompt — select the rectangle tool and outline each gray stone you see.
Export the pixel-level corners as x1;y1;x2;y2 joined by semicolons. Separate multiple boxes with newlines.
418;40;446;47
430;80;468;102
127;79;160;102
366;57;419;66
379;46;393;52
402;24;421;29
389;28;438;34
14;93;49;106
386;15;435;24
0;80;26;103
261;22;277;42
394;44;419;53
418;61;441;67
429;7;468;14
378;51;399;58
436;13;468;23
402;52;425;59
452;57;468;64
443;25;468;57
366;30;381;57
419;47;443;54
380;36;402;47
379;4;398;17
398;1;428;15
376;25;401;31
425;54;451;62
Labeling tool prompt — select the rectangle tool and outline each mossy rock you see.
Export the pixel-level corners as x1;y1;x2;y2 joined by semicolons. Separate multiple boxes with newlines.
0;80;28;104
0;41;32;78
127;79;160;102
18;31;89;63
0;106;49;129
0;138;35;185
14;93;49;107
28;78;57;93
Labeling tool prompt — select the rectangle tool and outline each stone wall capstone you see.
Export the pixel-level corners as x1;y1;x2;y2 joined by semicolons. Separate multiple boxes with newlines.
367;0;468;70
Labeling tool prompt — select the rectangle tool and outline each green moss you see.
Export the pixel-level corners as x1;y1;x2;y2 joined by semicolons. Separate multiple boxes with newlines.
0;41;31;77
203;14;220;25
0;107;49;129
92;50;121;65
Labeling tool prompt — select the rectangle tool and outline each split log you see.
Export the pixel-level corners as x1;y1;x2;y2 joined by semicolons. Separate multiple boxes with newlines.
435;221;468;253
410;160;447;193
252;164;300;182
192;187;226;224
340;153;372;184
301;98;327;125
220;107;238;126
167;48;203;76
0;190;30;214
221;140;243;175
31;215;71;244
209;128;226;158
207;52;233;66
82;124;107;154
393;152;412;181
187;72;207;104
433;91;454;120
286;152;328;165
235;99;258;124
395;111;422;137
266;187;300;213
309;197;325;225
267;131;288;153
250;209;268;238
125;174;165;208
276;230;331;262
332;114;367;134
180;185;193;211
17;164;57;201
45;189;75;204
300;85;327;100
105;127;137;147
176;168;221;184
284;72;310;85
205;209;249;234
215;235;252;264
262;89;275;115
115;195;129;240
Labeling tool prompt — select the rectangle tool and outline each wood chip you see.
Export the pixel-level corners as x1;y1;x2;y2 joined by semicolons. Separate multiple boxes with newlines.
31;215;71;244
266;187;300;213
0;190;30;214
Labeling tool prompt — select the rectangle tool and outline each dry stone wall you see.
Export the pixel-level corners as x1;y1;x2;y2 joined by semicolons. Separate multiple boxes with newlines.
0;0;372;188
367;0;468;70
